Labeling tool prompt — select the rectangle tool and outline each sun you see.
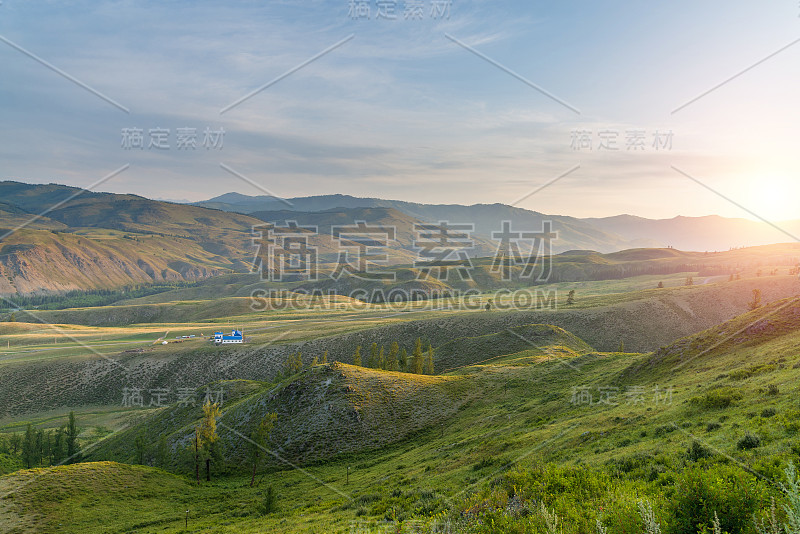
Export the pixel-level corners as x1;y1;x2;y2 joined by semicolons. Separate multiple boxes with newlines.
746;175;799;222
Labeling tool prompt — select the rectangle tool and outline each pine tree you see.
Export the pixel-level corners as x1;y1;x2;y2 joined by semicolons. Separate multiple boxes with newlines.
566;290;575;305
378;346;386;370
51;428;65;465
34;429;44;466
321;351;328;365
134;433;147;465
388;342;399;371
399;348;408;371
22;424;36;468
66;411;80;463
193;427;202;486
412;338;424;374
425;347;435;375
156;435;169;469
353;345;362;367
8;433;20;455
749;289;762;310
369;343;378;368
311;355;318;367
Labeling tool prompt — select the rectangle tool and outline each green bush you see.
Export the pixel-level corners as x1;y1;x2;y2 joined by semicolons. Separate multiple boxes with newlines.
706;422;722;432
687;441;713;462
261;485;277;515
737;433;762;450
668;464;770;534
690;388;743;409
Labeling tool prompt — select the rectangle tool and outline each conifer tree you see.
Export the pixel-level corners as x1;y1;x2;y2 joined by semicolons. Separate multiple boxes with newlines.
388;342;399;371
200;401;220;482
378;346;386;369
399;348;408;371
425;347;435;375
22;424;36;468
321;351;328;364
66;411;80;463
249;413;278;487
369;343;378;368
412;338;424;374
353;345;362;367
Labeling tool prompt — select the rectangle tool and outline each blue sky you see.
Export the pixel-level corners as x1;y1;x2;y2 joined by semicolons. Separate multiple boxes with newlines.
0;1;798;219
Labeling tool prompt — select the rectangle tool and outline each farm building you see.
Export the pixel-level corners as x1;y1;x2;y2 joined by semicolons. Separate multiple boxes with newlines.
213;330;244;345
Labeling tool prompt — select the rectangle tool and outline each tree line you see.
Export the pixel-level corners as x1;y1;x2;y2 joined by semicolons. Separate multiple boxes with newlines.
1;282;197;312
0;411;81;469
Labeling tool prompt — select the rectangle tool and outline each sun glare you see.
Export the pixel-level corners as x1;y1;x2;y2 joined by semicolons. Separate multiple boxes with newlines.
747;175;799;222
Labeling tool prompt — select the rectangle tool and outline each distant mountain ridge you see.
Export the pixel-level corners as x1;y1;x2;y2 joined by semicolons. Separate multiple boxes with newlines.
198;192;800;252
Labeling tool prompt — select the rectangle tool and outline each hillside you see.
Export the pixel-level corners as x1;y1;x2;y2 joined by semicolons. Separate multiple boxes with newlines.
1;273;797;419
0;462;214;533
9;299;800;532
89;364;471;466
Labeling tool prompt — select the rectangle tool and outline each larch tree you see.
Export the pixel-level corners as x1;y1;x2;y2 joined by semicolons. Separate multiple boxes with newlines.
412;338;424;374
388;342;399;371
425;347;435;375
249;412;278;487
369;343;378;368
200;401;221;482
65;411;80;463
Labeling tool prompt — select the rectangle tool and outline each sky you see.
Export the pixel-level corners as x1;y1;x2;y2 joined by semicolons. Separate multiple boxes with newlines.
0;1;798;221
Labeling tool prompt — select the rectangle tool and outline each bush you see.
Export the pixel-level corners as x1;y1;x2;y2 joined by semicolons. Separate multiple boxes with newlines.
261;485;277;515
706;422;722;432
737;433;762;450
761;408;777;418
687;441;713;462
669;464;770;534
690;388;743;409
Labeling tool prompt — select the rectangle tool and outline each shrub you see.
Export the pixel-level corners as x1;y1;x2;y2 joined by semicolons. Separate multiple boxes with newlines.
690;388;743;409
762;408;777;418
261;485;277;515
706;422;722;432
687;441;713;462
738;433;762;450
669;464;770;534
655;425;676;437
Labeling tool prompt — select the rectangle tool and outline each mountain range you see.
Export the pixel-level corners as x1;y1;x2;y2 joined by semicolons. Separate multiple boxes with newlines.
197;192;800;252
0;180;797;296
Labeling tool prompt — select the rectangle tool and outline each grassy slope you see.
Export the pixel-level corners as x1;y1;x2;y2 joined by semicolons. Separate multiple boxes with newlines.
0;274;797;418
4;298;800;531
